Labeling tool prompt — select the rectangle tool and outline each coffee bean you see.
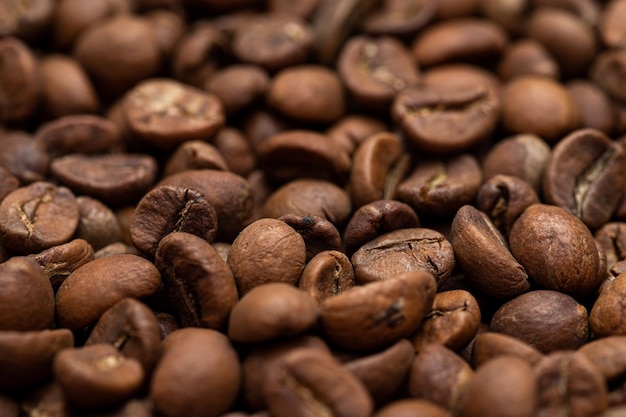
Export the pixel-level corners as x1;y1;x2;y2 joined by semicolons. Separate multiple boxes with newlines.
600;0;626;49
0;37;40;124
591;50;626;104
299;250;355;303
30;238;95;291
579;336;626;384
0;130;50;183
498;39;560;81
75;196;123;251
590;272;626;337
268;0;322;19
212;128;257;177
19;381;72;417
279;213;342;261
471;332;543;368
567;80;616;135
361;0;437;36
206;65;269;117
326;115;388;155
595;222;626;272
0;0;54;40
375;399;451;417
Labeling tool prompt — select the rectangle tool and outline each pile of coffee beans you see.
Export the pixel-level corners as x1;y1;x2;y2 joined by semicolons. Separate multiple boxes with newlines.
3;0;626;415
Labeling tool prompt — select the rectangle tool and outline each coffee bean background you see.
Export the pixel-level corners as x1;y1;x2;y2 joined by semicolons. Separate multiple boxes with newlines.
2;0;626;416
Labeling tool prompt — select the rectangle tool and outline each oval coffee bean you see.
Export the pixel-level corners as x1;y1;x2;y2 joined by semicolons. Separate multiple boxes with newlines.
299;250;355;303
319;270;436;351
34;115;122;156
578;336;626;383
163;140;229;177
0;37;40;124
471;332;543;368
278;213;342;262
590;272;626;337
375;399;451;417
29;238;95;291
74;196;122;251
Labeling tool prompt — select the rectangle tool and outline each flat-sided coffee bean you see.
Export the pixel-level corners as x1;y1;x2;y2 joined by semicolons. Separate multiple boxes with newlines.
543;129;626;230
228;283;319;343
567;80;616;135
595;222;626;271
345;339;415;407
264;348;373;417
510;204;602;299
0;256;54;331
0;329;74;390
86;298;161;373
534;351;609;417
319;270;436;351
396;155;482;218
337;36;421;111
54;344;144;410
156;232;238;329
156;169;254;242
500;75;581;143
590;272;626;337
263;179;352;226
29;238;95;291
361;0;437;36
498;39;560;81
600;0;626;48
375;399;451;417
150;328;241;417
228;218;306;294
75;196;123;251
579;336;626;383
475;175;540;238
0;130;50;183
279;214;341;261
471;332;543;368
299;250;355;303
349;132;409;208
481;133;551;193
451;205;530;299
412;289;481;352
130;185;218;257
232;14;313;71
51;154;158;207
0;37;40;124
459;356;536;417
408;343;473;412
351;228;455;284
490;290;590;353
392;84;499;154
343;200;420;257
55;254;162;330
206;65;269;117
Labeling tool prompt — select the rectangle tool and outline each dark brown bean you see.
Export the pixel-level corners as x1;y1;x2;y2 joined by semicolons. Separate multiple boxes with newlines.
206;65;269;116
299;250;356;303
29;238;95;291
471;332;543;368
0;37;40;124
278;213;342;261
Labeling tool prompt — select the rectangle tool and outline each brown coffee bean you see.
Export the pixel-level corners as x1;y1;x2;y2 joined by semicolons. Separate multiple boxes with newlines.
228;283;319;343
130;185;218;257
74;196;122;251
482;133;551;193
500;75;581;143
80;398;154;417
19;381;72;417
600;0;626;49
498;39;560;81
299;250;356;303
412;289;481;352
264;348;374;417
155;169;254;242
451;205;530;299
258;130;351;184
94;242;141;259
345;339;415;407
150;328;241;417
0;329;74;390
479;0;526;34
510;204;602;299
243;109;295;151
145;9;186;59
163;140;228;177
567;80;616;135
471;332;543;368
55;254;162;330
392;84;499;154
263;179;352;226
0;182;79;253
534;351;609;417
375;399;451;417
459;356;536;417
592;49;626;105
0;165;19;202
156;232;238;329
212;128;256;177
319;270;436;351
422;62;501;93
279;214;342;261
351;228;455;285
269;0;322;19
543;129;626;230
579;336;626;383
326;115;388;155
30;238;95;291
590;272;626;337
595;222;626;271
490;290;590;353
361;0;437;36
349;132;409;208
0;130;50;184
0;37;40;124
0;0;54;40
343;200;420;256
408;343;473;412
396;155;482;218
54;344;144;410
337;36;421;111
207;65;269;116
86;298;161;373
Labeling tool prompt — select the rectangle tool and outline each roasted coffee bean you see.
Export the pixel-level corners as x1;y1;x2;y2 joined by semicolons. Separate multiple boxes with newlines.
85;298;161;372
206;65;269;117
408;343;473;412
0;0;54;40
30;238;95;291
145;9;186;59
264;347;374;417
55;254;162;330
543;129;626;230
459;356;536;417
0;256;55;331
268;0;322;19
567;80;616;135
490;290;590;353
591;50;626;104
498;39;560;81
412;289;481;352
212;128;256;177
578;336;626;383
351;228;455;284
279;214;342;261
150;328;241;417
534;351;609;417
0;130;50;183
600;0;626;49
299;250;355;303
156;232;238;329
451;205;530;299
319;270;436;351
343;200;420;256
163;140;229;177
590;272;626;337
595;222;626;271
130;185;218;257
361;0;437;36
19;381;72;417
74;196;122;251
155;312;179;340
0;165;19;202
54;343;145;410
94;242;141;259
326;115;388;155
228;283;319;343
80;398;154;417
0;329;74;390
0;37;40;124
471;332;543;368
